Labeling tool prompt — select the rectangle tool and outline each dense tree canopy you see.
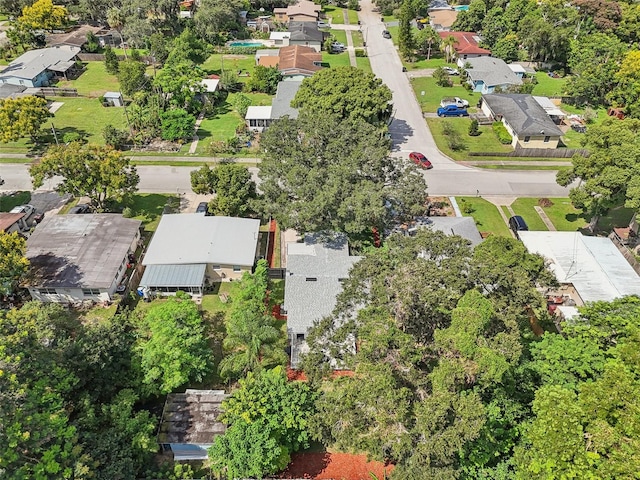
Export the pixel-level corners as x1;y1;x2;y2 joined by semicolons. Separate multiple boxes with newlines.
137;295;213;395
292;66;393;125
257;112;427;237
30;143;140;211
0;96;51;143
209;367;317;479
0;231;29;296
18;0;67;31
190;163;258;217
556;118;640;227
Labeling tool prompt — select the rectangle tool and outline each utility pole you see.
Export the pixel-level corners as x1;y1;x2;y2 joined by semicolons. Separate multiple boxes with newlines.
120;90;136;147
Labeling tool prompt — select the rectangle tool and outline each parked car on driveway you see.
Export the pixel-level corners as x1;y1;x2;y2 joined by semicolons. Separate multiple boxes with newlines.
409;152;433;169
508;215;528;239
440;97;469;108
436;105;469;117
10;204;36;217
68;204;90;214
196;202;209;215
382;30;391;38
442;66;459;75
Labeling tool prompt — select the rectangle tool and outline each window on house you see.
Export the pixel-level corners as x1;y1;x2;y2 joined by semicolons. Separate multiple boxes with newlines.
233;265;241;272
305;277;317;281
544;136;550;143
40;288;57;295
82;288;101;296
296;333;305;340
212;265;221;270
524;136;531;143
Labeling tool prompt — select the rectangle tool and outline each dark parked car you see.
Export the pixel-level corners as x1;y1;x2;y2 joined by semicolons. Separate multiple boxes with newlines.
508;215;528;238
409;152;433;169
69;204;90;214
382;30;391;38
196;202;209;214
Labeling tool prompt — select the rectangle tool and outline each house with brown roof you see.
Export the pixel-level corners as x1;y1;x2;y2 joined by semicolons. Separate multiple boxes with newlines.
428;9;458;31
274;0;322;23
0;213;28;234
278;45;322;78
439;31;491;62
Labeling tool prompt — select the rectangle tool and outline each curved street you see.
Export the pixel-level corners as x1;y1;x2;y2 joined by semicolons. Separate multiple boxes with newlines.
357;0;571;196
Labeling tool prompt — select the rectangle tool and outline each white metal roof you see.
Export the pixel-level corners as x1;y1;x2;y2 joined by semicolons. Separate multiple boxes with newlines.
245;105;272;120
142;214;260;267
270;32;291;40
140;263;206;288
533;95;565;117
201;78;219;92
519;231;640;303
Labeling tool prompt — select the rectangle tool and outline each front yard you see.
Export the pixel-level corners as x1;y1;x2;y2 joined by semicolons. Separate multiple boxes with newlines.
457;197;511;237
411;76;478;113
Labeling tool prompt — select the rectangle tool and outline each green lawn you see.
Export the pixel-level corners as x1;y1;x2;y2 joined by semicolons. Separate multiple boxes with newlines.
347;9;359;24
56;62;121;98
404;56;448;70
323;6;344;24
411;76;479;112
45;97;128;144
531;72;569;97
387;25;399;46
125;194;179;232
329;29;348;45
356;56;372;73
352;30;364;48
510;198;549;231
321;51;352;68
201;53;259;76
457;197;511;237
0;192;31;212
195;92;272;154
538;198;588;231
200;282;243;317
426;117;513;161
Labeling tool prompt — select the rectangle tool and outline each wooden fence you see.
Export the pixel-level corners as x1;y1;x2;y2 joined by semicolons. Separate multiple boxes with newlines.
77;53;155;63
39;87;78;97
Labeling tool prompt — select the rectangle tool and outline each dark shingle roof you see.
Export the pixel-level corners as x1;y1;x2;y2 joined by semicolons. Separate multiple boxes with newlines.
271;80;302;119
482;94;564;137
288;21;323;42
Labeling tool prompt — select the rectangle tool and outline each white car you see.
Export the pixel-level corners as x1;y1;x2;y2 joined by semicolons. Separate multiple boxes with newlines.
317;21;329;28
10;204;36;217
443;66;459;75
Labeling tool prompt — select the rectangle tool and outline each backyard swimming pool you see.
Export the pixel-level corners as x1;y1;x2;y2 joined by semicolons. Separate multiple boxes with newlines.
453;5;469;10
228;41;263;47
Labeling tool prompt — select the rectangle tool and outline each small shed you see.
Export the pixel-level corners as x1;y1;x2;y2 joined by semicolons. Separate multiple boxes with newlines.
103;91;123;107
158;389;229;461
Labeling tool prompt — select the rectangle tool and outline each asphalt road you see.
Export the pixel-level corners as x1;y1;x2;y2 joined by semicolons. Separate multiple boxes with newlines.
358;0;572;196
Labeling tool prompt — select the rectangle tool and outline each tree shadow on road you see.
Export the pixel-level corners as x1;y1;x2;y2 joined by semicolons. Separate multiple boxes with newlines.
388;118;413;151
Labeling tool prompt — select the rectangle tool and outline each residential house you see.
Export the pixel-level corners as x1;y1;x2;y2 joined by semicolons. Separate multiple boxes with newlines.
45;24;101;48
463;57;522;94
139;214;260;295
480;94;564;149
269;31;291;47
274;0;322;24
256;45;322;79
284;233;361;368
0;212;28;234
428;9;458;31
533;95;566;123
158;389;228;461
508;63;526;79
246;80;303;132
0;46;81;87
287;21;324;52
439;31;491;63
25;214;141;303
519;231;640;305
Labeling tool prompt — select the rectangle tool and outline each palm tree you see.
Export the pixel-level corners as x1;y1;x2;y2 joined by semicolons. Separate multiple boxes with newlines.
107;8;127;59
441;34;457;63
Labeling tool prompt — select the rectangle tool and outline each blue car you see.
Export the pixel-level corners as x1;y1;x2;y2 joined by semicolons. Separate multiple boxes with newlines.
436;105;469;117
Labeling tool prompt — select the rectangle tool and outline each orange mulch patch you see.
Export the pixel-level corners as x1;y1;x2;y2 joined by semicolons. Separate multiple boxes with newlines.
280;452;393;480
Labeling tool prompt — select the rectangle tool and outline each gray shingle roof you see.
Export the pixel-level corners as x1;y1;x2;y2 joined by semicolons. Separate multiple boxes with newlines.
26;214;141;288
288;21;323;42
0;83;27;99
142;214;260;267
465;57;522;88
482;94;564;137
284;233;361;335
425;217;484;246
271;80;302;119
0;46;80;81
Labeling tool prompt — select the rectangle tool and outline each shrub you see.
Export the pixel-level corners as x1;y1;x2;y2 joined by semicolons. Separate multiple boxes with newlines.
433;67;453;87
458;198;475;214
538;198;554;208
122;206;134;218
441;121;454;135
583;107;597;124
348;0;360;10
160;109;196;142
447;133;467;151
468;119;480;136
232;93;251;118
492;122;512;144
103;124;129;149
354;48;367;57
104;46;119;75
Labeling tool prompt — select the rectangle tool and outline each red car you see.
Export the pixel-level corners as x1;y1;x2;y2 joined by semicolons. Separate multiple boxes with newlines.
409;152;433;169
